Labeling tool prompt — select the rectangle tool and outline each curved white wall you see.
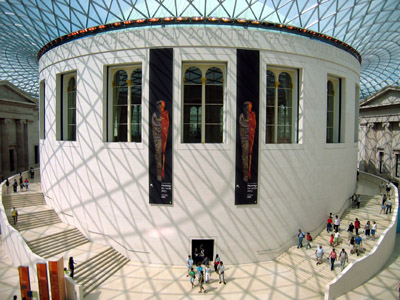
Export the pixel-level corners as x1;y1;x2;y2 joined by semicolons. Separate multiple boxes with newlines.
39;25;360;264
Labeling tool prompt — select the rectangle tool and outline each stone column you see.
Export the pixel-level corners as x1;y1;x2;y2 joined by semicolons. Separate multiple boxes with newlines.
366;122;376;173
382;122;392;178
16;119;26;173
24;121;29;170
1;119;11;178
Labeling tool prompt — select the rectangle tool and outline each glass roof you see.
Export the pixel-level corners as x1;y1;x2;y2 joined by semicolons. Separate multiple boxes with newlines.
0;0;399;99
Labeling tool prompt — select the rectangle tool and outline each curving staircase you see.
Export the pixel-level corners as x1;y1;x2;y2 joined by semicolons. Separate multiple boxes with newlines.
275;194;393;295
3;188;130;298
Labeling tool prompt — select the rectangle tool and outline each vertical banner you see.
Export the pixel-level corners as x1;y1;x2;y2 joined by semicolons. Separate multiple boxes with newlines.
235;49;260;205
37;263;50;300
18;266;31;300
49;257;66;300
149;48;173;204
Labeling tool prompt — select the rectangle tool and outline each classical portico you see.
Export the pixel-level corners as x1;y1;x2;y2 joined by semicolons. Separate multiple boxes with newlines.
0;81;39;179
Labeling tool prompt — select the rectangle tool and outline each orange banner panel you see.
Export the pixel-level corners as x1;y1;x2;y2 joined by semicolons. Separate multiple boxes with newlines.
49;261;60;300
37;263;50;300
18;266;31;300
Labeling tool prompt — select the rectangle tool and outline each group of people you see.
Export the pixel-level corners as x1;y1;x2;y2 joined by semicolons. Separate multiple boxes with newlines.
380;182;393;214
186;252;226;293
4;168;35;194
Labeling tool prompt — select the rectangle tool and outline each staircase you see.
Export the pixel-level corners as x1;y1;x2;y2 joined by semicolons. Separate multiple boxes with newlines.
2;184;131;298
275;194;393;295
74;247;130;297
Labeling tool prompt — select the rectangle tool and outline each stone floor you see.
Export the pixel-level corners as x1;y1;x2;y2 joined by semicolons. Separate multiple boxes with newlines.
0;177;399;300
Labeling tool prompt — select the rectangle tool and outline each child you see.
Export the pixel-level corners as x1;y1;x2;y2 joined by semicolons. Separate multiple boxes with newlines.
329;234;334;246
306;232;312;249
205;264;211;283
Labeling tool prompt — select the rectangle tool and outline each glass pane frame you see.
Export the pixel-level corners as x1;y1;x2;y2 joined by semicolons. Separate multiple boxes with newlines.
182;63;226;144
107;64;143;143
265;67;298;144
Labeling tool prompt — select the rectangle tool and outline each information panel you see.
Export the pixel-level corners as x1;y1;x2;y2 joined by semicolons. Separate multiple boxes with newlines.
18;266;31;300
235;49;260;205
37;263;50;300
149;48;173;204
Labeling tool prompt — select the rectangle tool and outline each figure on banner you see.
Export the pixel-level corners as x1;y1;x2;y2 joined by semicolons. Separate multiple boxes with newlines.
239;101;256;182
152;100;169;181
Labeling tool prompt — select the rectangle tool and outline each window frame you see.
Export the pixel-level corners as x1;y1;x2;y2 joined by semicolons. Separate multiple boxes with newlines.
39;80;45;140
106;64;143;143
265;66;299;144
378;151;384;173
181;63;226;144
326;76;343;144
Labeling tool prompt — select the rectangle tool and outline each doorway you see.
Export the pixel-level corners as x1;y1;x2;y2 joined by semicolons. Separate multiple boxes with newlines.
192;239;214;264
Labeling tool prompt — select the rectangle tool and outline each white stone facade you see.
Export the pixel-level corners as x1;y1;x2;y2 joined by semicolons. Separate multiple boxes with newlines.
358;86;400;183
39;26;360;264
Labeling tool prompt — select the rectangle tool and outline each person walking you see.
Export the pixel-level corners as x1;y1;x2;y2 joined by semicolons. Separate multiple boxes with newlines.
386;198;392;214
19;174;24;191
30;167;34;179
349;236;355;254
333;230;340;246
328;248;337;271
13;179;18;193
339;248;348;271
306;232;313;249
354;218;360;235
333;215;340;231
315;245;324;265
355;234;363;256
196;263;203;282
5;178;10;194
347;222;354;238
327;215;333;232
297;229;305;248
379;181;385;195
198;270;206;293
189;267;195;288
380;202;386;214
186;255;193;277
356;194;361;208
205;264;211;284
214;254;220;273
329;234;334;246
371;221;377;240
11;207;18;225
24;178;29;190
364;221;371;239
68;257;76;278
217;261;226;284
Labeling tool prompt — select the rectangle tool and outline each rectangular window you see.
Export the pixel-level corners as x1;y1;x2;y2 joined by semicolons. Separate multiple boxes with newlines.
39;80;45;139
266;67;299;143
396;154;400;177
326;77;343;143
182;64;225;143
107;65;142;142
34;145;39;164
9;148;15;172
379;151;384;173
354;85;360;143
57;72;77;141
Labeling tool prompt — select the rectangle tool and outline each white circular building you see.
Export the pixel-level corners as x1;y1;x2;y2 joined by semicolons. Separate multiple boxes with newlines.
38;17;360;264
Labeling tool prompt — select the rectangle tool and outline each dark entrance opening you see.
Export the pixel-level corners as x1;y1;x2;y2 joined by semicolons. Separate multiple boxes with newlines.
192;239;214;265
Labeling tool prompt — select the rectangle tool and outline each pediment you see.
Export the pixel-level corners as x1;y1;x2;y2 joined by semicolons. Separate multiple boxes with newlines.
0;81;37;105
361;86;400;108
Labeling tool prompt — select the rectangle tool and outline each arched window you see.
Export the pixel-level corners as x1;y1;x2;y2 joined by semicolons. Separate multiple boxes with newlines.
326;77;342;143
57;71;76;141
183;64;225;143
266;68;298;144
108;65;142;142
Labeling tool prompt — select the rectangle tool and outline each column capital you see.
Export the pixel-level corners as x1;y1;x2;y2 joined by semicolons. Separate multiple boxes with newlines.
17;119;27;125
367;122;375;129
382;122;390;129
0;118;12;125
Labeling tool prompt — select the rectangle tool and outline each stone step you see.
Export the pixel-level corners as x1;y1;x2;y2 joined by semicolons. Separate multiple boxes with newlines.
26;228;90;259
3;193;45;209
73;247;130;297
8;210;62;231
